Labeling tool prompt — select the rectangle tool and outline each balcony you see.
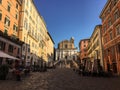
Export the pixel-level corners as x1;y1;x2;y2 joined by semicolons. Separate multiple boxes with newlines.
28;31;39;42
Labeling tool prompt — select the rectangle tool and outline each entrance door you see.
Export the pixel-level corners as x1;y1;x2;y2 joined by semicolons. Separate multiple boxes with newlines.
65;56;67;59
112;63;117;73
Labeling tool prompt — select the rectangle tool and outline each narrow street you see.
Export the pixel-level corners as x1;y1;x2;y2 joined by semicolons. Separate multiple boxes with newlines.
0;68;120;90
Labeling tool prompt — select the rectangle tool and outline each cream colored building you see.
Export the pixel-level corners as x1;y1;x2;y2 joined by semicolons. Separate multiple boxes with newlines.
19;0;54;65
87;25;104;72
56;37;77;61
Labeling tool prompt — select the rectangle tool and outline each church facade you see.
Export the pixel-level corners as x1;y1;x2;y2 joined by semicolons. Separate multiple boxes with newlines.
55;37;78;61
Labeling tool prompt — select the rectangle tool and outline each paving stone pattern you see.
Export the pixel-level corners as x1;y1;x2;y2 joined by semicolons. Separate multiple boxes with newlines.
0;68;120;90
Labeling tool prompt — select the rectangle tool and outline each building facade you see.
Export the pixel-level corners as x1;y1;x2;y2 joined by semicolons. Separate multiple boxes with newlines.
0;0;54;66
79;39;90;61
0;0;23;62
19;0;54;65
0;31;23;65
55;37;77;61
47;32;55;62
100;0;120;75
87;25;104;72
0;0;22;37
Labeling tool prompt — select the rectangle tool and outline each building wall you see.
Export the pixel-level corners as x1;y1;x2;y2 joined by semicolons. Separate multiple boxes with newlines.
79;39;89;60
18;0;54;64
87;25;104;71
0;0;22;61
56;37;77;61
0;0;21;37
0;35;22;59
100;0;120;74
46;33;54;62
0;0;54;65
58;37;75;49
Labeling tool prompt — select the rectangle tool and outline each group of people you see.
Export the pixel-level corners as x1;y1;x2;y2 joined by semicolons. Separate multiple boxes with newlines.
8;62;30;81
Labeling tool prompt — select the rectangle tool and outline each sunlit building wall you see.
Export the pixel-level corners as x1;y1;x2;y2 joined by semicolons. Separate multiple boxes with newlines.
46;32;55;62
0;0;22;37
0;0;23;61
100;0;120;75
19;0;54;64
56;37;78;61
79;39;90;61
87;25;104;72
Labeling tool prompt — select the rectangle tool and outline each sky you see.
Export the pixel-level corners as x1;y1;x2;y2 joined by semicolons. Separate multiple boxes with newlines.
34;0;107;50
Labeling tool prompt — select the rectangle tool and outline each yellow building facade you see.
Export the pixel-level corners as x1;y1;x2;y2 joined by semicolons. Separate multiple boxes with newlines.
19;0;54;65
87;25;104;72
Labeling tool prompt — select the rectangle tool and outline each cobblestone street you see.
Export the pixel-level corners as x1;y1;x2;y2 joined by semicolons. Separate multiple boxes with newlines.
0;68;120;90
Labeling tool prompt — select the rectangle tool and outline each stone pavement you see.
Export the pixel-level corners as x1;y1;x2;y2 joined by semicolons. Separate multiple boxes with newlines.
0;68;120;90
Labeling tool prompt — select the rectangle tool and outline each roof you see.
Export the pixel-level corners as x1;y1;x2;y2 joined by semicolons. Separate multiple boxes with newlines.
79;39;90;47
47;32;55;44
99;0;110;18
89;24;102;40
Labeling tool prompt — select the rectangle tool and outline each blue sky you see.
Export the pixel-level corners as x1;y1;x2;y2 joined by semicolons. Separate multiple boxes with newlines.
34;0;107;50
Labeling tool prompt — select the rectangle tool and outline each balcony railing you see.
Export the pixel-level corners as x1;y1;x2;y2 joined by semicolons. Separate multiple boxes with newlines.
28;31;39;42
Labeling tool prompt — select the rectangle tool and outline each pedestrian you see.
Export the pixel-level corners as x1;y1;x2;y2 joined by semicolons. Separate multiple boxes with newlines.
15;69;21;81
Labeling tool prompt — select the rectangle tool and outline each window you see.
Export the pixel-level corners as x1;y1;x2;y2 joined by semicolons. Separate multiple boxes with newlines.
23;46;25;51
104;36;107;44
0;0;2;4
108;18;112;27
65;44;67;48
84;45;86;47
109;31;113;40
116;24;120;35
0;12;2;20
4;29;8;35
27;56;30;59
104;25;107;33
32;42;34;47
8;44;14;53
13;24;18;32
29;24;31;31
114;10;120;21
15;13;18;19
0;41;6;51
16;3;18;9
114;0;118;5
17;48;20;54
107;7;111;14
7;4;11;12
24;37;25;42
28;48;30;52
24;20;28;30
4;17;10;26
118;44;120;53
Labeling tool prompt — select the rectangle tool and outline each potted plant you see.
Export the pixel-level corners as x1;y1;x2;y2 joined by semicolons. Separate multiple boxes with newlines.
0;64;9;80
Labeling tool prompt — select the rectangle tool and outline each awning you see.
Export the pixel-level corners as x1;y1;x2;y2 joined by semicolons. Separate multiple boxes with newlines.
0;50;20;60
